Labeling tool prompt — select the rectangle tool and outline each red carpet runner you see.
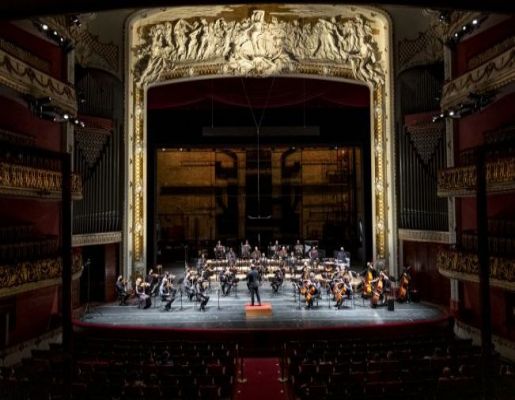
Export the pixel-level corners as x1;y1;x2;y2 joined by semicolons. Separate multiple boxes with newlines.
234;358;290;400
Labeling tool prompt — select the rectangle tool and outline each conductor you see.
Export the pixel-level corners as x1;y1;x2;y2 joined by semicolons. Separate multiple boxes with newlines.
247;264;261;306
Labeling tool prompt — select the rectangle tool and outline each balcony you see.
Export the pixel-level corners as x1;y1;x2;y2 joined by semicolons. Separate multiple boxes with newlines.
437;247;515;291
0;161;82;200
437;156;515;197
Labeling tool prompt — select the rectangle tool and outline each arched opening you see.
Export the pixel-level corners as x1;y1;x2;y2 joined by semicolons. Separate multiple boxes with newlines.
125;5;395;277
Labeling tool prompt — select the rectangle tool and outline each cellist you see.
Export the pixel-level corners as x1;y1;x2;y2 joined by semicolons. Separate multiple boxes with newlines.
362;262;376;299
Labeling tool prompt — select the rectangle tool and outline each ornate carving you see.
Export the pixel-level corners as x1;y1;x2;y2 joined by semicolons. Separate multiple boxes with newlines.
72;231;122;247
75;127;110;167
468;35;515;70
0;253;83;291
0;37;51;74
441;46;515;110
0;49;77;114
437;157;515;197
0;162;83;200
134;10;384;85
437;248;515;289
126;5;393;272
407;121;445;164
398;26;444;74
398;229;453;244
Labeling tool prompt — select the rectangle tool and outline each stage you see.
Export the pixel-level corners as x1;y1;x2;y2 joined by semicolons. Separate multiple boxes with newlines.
76;283;447;331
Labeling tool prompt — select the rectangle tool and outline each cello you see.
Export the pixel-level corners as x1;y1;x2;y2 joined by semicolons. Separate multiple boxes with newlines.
363;262;375;298
371;273;384;307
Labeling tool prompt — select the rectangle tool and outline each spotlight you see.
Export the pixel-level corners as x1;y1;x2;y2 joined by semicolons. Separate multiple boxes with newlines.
472;19;479;25
448;110;455;117
69;15;81;27
63;114;69;120
79;121;85;128
41;23;49;31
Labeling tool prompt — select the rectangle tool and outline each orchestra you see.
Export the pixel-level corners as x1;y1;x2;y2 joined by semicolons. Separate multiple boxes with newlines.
114;239;413;314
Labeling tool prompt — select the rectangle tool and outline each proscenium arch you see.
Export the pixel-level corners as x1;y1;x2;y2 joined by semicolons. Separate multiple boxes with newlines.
125;4;396;278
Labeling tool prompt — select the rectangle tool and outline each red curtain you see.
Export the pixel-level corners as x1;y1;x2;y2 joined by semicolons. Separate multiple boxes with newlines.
148;77;369;110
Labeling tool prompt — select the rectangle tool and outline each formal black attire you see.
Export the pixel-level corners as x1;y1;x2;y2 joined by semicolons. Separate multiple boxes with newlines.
247;268;261;306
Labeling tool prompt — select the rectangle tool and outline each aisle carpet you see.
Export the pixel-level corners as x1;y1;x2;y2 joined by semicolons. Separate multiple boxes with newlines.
233;358;290;400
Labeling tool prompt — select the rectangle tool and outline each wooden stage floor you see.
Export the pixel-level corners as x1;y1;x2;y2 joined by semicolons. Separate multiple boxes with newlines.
77;283;447;331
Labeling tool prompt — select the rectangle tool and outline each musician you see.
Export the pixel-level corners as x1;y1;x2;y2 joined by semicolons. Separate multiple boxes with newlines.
271;268;284;293
219;267;232;296
334;276;353;309
270;240;280;259
398;265;412;302
214;240;225;259
308;246;319;262
247;264;261;306
277;246;288;260
146;269;159;297
159;277;177;311
251;246;262;261
302;279;319;309
287;251;297;274
196;252;206;272
294;240;304;258
135;277;151;309
183;268;196;301
226;247;237;267
241;240;251;259
194;278;210;311
115;276;130;305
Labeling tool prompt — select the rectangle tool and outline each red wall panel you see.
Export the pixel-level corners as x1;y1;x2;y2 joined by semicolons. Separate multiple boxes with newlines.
104;244;118;302
402;241;450;307
0;198;59;236
0;22;63;80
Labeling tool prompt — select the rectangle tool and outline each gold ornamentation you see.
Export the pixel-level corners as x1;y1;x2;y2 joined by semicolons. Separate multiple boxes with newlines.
437;248;515;286
127;5;392;269
0;49;77;114
0;162;83;200
398;229;453;244
437;157;515;197
0;253;83;290
441;46;515;110
72;231;122;247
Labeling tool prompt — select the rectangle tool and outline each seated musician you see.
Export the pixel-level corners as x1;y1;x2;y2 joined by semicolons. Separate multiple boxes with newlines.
271;240;280;259
278;245;288;260
241;240;251;259
287;251;296;274
115;276;130;305
294;240;304;258
251;246;262;261
183;268;196;301
196;252;206;272
271;268;284;293
219;267;232;296
302;279;319;309
194;278;210;311
334;276;353;309
214;240;225;259
308;246;319;263
226;247;237;267
159;277;177;311
135;277;151;309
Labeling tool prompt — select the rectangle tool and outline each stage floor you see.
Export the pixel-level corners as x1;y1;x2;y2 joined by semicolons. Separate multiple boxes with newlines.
78;283;446;330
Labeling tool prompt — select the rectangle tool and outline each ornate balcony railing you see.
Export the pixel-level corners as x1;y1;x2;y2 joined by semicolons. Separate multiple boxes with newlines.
437;248;515;290
0;236;59;263
0;253;83;297
437;157;515;197
0;161;82;200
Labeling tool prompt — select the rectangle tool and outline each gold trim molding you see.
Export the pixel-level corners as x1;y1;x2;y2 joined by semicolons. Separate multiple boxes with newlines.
0;162;83;200
0;48;77;115
125;5;395;273
72;231;122;247
441;45;515;111
398;229;454;244
437;157;515;197
437;248;515;291
0;254;83;298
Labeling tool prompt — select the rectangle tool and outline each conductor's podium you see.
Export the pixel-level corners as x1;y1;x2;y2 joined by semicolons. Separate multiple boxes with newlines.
245;303;273;317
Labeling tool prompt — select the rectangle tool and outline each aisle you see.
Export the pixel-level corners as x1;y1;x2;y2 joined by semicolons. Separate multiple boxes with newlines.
234;358;290;400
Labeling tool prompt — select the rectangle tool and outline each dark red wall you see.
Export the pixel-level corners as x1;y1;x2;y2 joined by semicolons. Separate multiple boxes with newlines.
403;241;450;307
0;198;59;236
0;22;64;80
104;244;118;302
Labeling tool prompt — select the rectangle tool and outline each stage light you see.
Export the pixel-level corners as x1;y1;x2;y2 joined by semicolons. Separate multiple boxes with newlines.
41;24;48;31
472;19;479;25
63;114;69;120
448;110;455;117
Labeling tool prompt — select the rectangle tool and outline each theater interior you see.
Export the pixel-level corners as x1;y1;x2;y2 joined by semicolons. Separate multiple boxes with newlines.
0;1;514;399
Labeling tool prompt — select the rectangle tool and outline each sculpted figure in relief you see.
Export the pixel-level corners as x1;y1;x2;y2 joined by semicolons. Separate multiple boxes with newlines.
134;10;384;85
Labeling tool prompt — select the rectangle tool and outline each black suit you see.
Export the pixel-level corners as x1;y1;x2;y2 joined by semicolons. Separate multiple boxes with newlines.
247;268;261;306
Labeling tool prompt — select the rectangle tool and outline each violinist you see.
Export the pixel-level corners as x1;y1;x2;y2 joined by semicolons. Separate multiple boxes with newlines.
159;277;177;311
183;268;196;301
115;276;130;305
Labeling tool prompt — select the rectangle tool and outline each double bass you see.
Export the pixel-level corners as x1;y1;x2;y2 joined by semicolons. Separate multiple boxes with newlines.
371;273;384;307
362;263;375;298
398;271;410;302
